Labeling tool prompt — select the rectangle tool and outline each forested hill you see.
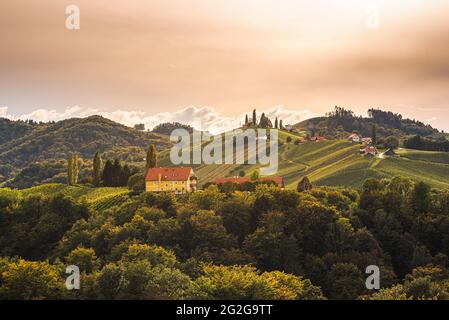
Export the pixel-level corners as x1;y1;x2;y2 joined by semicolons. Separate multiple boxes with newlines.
0;118;35;142
294;107;443;139
0;116;171;187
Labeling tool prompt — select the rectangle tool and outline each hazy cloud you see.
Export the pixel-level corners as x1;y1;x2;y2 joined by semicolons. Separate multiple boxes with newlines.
1;1;449;131
1;105;315;134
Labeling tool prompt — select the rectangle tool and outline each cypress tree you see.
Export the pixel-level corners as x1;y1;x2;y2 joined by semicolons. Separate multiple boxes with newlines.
259;113;272;128
279;119;283;130
67;154;79;185
372;124;377;145
102;160;113;187
146;145;157;170
72;154;79;185
67;155;73;185
252;109;257;126
274;117;278;129
297;176;313;192
259;113;265;128
112;159;122;187
121;164;131;186
92;152;102;187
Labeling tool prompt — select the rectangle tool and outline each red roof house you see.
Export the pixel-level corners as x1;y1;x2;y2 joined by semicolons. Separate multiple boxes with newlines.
145;167;196;193
362;146;378;157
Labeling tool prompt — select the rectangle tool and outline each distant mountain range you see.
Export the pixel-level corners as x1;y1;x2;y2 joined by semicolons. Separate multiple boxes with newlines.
1;108;448;189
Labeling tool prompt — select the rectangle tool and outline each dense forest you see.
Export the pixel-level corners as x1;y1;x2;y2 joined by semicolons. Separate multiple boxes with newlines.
1;177;449;300
298;107;442;140
405;135;449;152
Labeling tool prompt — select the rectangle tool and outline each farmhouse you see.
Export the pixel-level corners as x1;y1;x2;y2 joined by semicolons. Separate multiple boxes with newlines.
361;146;378;157
309;136;327;142
348;133;361;143
145;167;197;193
215;176;285;188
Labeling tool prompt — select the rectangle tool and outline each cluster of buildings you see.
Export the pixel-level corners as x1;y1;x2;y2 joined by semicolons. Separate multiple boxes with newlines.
144;166;284;193
287;135;327;143
348;133;372;144
347;133;378;157
143;132;393;194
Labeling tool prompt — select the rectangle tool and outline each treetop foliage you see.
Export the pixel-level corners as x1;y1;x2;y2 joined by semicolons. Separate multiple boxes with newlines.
2;175;449;299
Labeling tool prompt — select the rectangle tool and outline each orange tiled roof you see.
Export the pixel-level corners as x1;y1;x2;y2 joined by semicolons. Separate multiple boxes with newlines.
145;167;193;181
363;146;377;154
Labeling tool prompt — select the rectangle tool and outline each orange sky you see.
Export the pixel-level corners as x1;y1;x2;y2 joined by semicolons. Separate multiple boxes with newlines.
1;0;449;131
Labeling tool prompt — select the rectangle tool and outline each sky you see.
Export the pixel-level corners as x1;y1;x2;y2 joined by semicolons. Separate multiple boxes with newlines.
1;0;449;133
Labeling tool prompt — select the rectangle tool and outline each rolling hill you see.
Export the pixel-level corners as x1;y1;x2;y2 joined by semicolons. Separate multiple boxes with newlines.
2;107;449;190
0;115;171;166
0;116;172;188
189;131;449;189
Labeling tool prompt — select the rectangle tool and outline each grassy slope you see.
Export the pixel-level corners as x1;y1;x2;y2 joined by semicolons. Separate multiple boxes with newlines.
137;129;449;189
184;129;449;189
19;184;129;211
7;138;449;204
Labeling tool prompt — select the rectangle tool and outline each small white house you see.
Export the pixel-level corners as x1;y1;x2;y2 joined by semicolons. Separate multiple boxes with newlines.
348;133;361;143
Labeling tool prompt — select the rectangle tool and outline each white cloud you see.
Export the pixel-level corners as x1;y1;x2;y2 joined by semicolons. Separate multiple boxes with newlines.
0;105;315;134
0;107;9;118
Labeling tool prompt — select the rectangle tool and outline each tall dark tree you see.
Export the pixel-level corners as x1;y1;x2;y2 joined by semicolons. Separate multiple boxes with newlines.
67;154;73;186
274;117;278;129
252;109;257;126
112;159;122;187
411;181;431;214
121;164;132;186
67;154;79;186
297;176;313;192
102;159;114;187
259;113;272;129
279;120;283;130
146;145;158;170
92;152;102;187
245;114;249;125
371;124;377;145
